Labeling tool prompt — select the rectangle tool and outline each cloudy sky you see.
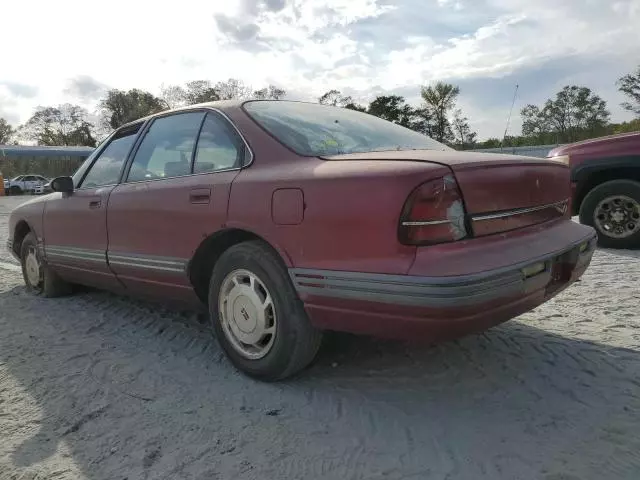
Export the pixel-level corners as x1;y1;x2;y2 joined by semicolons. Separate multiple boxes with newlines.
1;0;639;139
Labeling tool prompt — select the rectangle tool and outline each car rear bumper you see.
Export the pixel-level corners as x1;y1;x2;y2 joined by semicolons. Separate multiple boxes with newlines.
290;221;596;340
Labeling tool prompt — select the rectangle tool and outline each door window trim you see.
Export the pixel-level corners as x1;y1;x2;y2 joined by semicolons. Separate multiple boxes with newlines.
75;121;147;191
122;110;207;184
120;107;254;185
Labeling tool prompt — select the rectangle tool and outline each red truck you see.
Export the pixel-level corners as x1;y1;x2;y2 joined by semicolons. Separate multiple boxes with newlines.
548;131;640;249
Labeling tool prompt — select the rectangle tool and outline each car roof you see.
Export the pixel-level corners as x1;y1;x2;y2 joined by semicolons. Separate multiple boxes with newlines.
117;99;331;130
118;99;248;130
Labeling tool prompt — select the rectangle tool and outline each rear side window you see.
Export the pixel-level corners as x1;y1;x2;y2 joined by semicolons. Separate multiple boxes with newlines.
127;112;205;182
193;113;243;174
80;126;140;188
243;100;449;156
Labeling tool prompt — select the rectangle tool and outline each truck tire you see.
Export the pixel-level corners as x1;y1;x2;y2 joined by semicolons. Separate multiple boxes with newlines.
579;179;640;249
208;240;323;381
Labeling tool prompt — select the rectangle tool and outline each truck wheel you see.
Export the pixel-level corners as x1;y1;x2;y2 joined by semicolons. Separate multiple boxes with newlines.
579;179;640;249
10;186;22;195
208;241;323;381
20;232;72;297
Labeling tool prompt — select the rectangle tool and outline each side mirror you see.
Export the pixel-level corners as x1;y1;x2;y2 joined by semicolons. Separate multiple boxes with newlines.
50;176;74;194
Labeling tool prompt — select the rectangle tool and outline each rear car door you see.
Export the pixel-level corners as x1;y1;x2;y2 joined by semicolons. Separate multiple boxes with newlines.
106;110;246;305
42;123;142;290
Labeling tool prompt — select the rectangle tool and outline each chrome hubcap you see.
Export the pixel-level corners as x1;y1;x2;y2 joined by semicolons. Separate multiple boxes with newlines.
25;247;41;286
218;269;276;360
594;195;640;239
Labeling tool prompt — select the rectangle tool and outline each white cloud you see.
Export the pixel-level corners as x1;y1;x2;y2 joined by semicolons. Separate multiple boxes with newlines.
1;0;639;138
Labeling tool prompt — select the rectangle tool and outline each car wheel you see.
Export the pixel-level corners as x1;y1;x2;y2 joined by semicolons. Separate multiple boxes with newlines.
10;186;22;195
208;240;323;381
579;179;640;249
20;232;72;297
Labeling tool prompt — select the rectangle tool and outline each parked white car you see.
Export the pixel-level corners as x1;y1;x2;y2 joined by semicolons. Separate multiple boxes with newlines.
3;175;50;195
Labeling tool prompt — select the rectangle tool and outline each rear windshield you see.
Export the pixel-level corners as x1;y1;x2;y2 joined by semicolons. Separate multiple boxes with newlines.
243;101;450;156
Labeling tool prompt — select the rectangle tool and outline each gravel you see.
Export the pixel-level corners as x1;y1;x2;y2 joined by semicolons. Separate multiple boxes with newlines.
0;196;639;480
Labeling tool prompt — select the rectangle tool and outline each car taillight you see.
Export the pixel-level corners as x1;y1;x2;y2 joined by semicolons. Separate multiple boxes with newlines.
398;174;468;246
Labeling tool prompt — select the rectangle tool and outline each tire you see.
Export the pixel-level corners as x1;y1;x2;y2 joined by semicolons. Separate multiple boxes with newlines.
20;232;72;297
579;179;640;249
208;241;323;381
10;186;22;195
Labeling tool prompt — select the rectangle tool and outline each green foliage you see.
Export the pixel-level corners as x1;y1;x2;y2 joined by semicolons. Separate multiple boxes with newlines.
476;138;501;148
521;85;610;144
420;82;460;143
319;87;468;145
161;80;221;108
253;85;286;100
0;118;15;144
451;109;477;150
318;89;354;107
11;71;633;151
214;78;253;100
344;102;367;112
617;65;640;117
613;118;640;134
20;104;96;147
162;79;285;108
100;89;165;130
367;95;414;126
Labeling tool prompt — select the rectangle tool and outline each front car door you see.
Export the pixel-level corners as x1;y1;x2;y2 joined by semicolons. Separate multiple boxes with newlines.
23;176;37;192
106;109;246;305
42;122;142;290
11;176;24;192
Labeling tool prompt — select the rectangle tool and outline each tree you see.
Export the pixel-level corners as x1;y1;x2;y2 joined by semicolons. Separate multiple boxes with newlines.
318;89;354;107
613;118;640;134
521;85;610;143
408;107;436;137
420;82;460;143
253;85;286;100
161;80;221;108
214;78;252;100
367;95;414;126
617;66;640;117
477;138;501;148
520;105;552;139
20;104;96;146
100;89;165;130
344;102;367;112
184;80;220;104
452;109;477;150
0;118;15;144
159;84;187;109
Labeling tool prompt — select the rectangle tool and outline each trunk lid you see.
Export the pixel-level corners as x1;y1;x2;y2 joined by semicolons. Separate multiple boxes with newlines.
321;150;571;237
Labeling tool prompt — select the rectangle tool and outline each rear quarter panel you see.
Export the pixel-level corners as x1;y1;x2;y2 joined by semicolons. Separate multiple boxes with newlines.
227;157;450;275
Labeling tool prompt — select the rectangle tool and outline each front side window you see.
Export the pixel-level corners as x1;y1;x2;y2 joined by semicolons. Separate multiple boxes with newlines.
243;100;450;156
127;112;205;182
193;113;243;174
80;127;139;188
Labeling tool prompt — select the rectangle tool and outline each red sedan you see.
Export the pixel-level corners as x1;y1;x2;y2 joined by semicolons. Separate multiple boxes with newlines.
7;100;596;380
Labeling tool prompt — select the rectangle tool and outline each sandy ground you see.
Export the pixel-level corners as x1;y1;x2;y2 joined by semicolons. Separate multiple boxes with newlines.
0;195;639;480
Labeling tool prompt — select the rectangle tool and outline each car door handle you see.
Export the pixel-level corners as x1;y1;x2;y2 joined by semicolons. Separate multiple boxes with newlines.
189;188;211;204
89;199;102;209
